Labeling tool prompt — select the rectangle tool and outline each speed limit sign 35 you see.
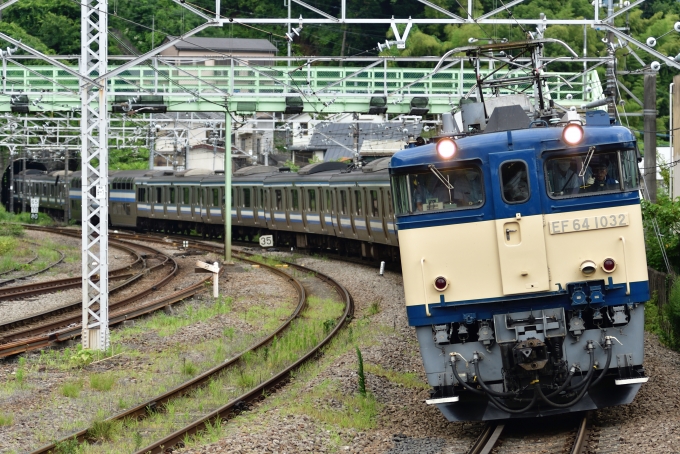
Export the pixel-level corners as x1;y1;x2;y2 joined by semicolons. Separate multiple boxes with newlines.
259;235;273;248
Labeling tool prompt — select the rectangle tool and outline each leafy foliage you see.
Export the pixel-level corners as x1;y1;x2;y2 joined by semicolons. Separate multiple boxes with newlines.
641;194;680;273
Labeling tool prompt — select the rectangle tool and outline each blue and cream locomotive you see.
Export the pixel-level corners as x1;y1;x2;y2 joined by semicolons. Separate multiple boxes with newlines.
390;103;649;420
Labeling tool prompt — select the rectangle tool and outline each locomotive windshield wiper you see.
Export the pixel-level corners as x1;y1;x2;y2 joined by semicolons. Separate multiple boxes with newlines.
427;164;453;190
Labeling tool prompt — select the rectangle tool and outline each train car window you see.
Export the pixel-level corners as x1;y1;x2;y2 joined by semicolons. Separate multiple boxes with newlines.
275;189;283;210
354;190;363;216
137;187;146;202
197;188;203;205
308;189;316;211
500;161;529;203
259;188;264;208
155;188;162;203
242;188;251;207
325;189;332;212
370;190;379;217
340;190;348;215
169;187;176;204
291;189;299;210
545;150;633;198
183;188;189;204
387;191;394;215
212;188;219;206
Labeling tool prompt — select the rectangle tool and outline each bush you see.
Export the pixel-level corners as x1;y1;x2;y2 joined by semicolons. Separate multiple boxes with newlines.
0;236;18;255
642;196;680;273
666;278;680;349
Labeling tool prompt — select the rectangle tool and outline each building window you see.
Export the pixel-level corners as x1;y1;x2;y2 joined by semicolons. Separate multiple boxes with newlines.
256;138;261;154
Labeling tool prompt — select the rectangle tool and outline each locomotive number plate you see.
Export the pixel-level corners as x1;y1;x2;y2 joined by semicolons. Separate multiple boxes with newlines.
549;213;629;235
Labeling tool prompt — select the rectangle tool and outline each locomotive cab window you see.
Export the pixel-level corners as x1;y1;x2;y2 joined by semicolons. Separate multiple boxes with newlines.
545;149;638;198
391;165;484;215
500;161;530;203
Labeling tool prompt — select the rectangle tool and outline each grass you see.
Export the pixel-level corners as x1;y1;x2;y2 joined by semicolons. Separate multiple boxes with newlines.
137;297;235;337
61;380;84;398
366;301;381;316
0;413;13;426
90;374;116;391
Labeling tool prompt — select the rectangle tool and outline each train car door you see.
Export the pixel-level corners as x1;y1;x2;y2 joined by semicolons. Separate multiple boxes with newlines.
489;151;550;295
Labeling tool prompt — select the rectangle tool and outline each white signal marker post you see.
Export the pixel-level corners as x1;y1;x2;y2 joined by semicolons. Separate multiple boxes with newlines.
195;261;221;298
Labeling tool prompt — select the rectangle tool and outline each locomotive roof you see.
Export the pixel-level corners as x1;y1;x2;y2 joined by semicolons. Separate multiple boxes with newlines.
389;124;637;171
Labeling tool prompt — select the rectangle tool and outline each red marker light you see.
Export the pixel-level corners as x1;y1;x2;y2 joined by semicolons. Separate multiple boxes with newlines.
602;258;616;273
562;123;584;145
436;138;457;159
434;276;448;291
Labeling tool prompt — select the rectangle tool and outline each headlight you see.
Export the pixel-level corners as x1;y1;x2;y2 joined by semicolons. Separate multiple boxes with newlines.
562;123;584;145
436;138;457;159
580;260;596;276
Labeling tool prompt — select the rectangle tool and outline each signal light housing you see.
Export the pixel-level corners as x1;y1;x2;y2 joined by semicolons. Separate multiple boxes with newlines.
433;276;449;291
436;138;457;159
562;123;584;145
602;258;616;273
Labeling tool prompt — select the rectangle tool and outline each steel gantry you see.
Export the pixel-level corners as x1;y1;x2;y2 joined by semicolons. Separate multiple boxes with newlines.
80;0;110;350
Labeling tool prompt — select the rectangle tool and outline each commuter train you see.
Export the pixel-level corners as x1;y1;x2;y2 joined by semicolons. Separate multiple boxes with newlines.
390;104;650;420
2;158;401;262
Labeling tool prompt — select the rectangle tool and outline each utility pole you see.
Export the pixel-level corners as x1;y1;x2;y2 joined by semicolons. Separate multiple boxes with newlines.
643;71;657;202
21;150;25;214
64;148;69;223
8;147;13;213
148;116;155;170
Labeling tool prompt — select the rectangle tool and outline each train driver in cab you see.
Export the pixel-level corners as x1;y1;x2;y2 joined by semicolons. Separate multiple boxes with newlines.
452;169;483;206
550;159;581;195
588;162;618;191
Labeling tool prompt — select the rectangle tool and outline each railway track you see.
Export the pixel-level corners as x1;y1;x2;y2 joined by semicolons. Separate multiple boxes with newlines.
0;233;182;357
30;242;353;454
468;412;593;454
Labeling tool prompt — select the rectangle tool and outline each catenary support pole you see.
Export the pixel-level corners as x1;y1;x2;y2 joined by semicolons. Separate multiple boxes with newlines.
643;71;657;203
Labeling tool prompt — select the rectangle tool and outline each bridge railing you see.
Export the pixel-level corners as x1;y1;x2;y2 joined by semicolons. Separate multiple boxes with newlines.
3;57;601;109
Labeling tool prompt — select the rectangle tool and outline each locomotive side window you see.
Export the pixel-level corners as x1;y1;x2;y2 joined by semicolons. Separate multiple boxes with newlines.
308;189;316;211
500;161;529;203
243;188;251;208
545;150;636;198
